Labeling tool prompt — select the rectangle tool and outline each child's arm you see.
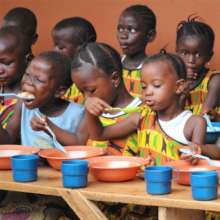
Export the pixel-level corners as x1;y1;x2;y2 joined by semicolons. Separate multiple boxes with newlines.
0;102;22;144
85;97;140;140
202;137;220;160
31;116;89;146
202;74;220;118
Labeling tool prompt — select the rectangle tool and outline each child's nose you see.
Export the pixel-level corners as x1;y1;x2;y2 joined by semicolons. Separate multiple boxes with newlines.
188;54;196;63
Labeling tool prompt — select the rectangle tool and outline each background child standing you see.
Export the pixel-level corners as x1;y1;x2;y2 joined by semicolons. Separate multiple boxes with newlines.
52;17;97;104
176;16;220;120
117;4;156;97
0;26;29;128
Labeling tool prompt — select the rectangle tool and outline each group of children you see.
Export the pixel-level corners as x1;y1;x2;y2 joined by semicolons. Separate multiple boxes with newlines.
0;4;219;220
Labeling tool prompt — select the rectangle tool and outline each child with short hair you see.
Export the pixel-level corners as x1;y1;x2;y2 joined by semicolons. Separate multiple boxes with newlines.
2;7;38;62
0;51;84;148
85;51;207;163
71;42;141;156
176;16;220;120
117;4;156;97
52;17;97;104
0;26;29;128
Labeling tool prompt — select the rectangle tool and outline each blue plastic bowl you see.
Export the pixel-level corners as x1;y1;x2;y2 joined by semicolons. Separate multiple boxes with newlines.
206;122;220;144
191;171;218;201
11;154;39;182
144;166;173;195
61;160;88;188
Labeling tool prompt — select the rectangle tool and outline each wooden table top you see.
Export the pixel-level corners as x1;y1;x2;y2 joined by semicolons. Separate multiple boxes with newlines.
0;167;220;212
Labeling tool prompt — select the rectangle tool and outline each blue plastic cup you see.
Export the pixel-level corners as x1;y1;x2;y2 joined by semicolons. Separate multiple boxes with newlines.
11;154;39;182
61;160;88;188
190;171;218;201
144;166;173;195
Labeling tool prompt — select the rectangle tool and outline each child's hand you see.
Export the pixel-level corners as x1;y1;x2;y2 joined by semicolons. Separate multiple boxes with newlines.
85;97;111;116
31;115;48;132
180;144;202;165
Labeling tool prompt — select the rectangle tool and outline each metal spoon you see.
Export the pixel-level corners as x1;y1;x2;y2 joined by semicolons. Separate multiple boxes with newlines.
104;106;142;114
179;148;211;161
34;111;66;153
0;92;35;101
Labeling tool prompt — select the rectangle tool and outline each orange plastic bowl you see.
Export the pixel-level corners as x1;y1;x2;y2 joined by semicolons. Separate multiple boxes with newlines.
165;160;217;185
0;145;40;170
39;146;106;170
89;156;150;182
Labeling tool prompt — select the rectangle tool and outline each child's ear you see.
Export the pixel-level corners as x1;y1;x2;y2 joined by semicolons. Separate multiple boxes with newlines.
175;79;186;95
31;33;38;45
111;71;121;88
147;29;156;43
54;85;68;98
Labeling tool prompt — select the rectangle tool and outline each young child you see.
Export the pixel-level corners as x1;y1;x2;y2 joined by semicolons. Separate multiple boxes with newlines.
117;5;156;97
176;16;220;120
0;26;29;128
2;7;38;62
71;42;141;156
0;51;84;148
85;51;207;164
52;17;97;104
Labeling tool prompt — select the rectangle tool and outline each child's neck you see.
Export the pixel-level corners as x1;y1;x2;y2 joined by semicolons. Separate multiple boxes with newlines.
123;50;146;69
157;101;183;121
112;85;134;108
39;98;69;117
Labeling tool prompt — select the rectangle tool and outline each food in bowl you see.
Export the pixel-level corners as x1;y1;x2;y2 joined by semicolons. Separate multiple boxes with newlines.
0;145;40;170
39;146;106;170
89;156;150;182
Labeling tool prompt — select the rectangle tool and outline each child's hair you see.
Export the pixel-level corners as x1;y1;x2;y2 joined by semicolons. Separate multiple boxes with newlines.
143;50;187;80
176;15;214;52
3;7;37;39
53;17;97;47
36;51;72;87
0;26;29;55
122;5;156;33
71;42;122;77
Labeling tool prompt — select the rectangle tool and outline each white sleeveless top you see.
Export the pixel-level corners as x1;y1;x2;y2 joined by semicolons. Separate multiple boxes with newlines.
158;110;192;144
21;102;84;148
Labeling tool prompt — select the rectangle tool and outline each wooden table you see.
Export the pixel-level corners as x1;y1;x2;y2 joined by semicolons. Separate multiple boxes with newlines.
0;167;219;220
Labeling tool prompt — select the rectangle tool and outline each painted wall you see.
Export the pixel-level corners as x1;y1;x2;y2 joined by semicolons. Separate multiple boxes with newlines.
1;0;220;69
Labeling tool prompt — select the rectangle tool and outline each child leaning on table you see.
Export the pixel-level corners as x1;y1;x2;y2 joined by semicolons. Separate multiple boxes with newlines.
0;51;86;219
176;16;220;121
85;51;208;164
52;17;97;104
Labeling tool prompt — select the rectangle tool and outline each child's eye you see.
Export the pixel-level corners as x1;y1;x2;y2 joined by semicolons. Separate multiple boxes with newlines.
130;28;137;33
195;53;202;58
117;26;124;33
1;60;14;66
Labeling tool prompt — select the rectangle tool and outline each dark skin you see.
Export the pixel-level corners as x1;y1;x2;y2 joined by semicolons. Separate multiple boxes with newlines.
0;57;85;145
85;60;209;162
52;27;79;59
0;35;27;94
117;12;156;69
71;63;134;141
176;35;220;116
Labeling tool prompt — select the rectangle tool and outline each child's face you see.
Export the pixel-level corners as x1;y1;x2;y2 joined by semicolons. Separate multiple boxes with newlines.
117;13;148;56
72;64;118;104
0;38;26;86
52;28;78;58
176;35;212;79
21;58;58;109
141;61;181;111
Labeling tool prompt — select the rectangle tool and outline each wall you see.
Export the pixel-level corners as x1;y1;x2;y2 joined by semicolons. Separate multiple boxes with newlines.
1;0;220;69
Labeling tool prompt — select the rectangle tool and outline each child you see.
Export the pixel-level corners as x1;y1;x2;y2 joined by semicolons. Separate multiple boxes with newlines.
2;7;38;62
71;42;141;156
176;16;220;120
0;51;84;148
52;17;97;104
117;5;156;97
0;26;29;128
85;51;207;164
